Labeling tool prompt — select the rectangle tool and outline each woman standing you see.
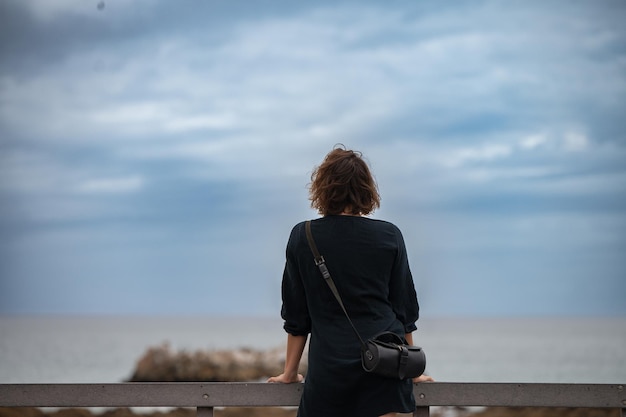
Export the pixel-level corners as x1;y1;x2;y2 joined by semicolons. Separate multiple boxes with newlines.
268;146;432;417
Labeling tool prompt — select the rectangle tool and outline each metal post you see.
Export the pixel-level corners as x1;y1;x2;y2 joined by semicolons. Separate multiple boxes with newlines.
197;407;214;417
414;406;429;417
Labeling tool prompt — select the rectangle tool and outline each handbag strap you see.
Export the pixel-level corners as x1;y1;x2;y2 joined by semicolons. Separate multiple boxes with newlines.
305;220;368;350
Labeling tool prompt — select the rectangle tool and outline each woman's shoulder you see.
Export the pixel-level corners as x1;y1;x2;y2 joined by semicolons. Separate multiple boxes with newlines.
292;215;403;234
306;215;401;228
362;216;403;233
287;219;318;242
288;220;308;237
360;218;408;246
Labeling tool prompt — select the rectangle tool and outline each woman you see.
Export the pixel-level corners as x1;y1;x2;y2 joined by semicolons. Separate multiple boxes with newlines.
268;146;433;417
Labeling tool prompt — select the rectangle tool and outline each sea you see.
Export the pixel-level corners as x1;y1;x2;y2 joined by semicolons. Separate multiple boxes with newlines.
1;315;625;385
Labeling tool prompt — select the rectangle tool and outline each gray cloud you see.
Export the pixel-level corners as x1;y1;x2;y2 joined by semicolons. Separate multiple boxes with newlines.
1;0;625;316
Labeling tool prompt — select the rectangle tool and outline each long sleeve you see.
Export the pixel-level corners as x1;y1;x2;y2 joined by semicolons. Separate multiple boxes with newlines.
388;226;419;333
280;226;311;336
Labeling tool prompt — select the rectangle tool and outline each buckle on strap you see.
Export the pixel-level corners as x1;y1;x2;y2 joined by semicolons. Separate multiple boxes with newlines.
315;257;331;280
398;345;409;380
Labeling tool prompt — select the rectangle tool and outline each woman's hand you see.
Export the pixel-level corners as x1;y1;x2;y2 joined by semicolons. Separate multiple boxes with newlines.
413;374;435;383
267;372;304;383
267;334;307;384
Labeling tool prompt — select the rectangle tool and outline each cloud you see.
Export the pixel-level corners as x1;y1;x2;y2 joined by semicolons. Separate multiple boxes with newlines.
74;176;144;194
441;143;513;168
562;131;589;152
519;133;548;150
14;0;151;22
1;1;625;316
16;0;99;21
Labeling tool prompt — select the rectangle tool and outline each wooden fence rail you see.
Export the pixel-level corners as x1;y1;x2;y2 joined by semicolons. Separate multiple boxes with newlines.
1;383;625;417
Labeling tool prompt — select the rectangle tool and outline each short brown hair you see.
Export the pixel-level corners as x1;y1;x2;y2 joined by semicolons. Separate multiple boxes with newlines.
309;146;381;216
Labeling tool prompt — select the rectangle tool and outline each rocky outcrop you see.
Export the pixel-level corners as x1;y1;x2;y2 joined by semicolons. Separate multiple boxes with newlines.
128;343;307;382
469;408;619;417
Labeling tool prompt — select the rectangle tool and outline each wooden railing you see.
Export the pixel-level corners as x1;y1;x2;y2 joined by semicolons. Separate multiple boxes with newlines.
1;383;625;417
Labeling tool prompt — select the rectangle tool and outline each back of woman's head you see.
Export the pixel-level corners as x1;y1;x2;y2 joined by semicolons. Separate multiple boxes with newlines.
309;146;381;216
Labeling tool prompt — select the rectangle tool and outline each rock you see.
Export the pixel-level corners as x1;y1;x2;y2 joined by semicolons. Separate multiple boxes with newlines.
468;407;620;417
128;343;307;382
0;409;45;417
1;406;619;417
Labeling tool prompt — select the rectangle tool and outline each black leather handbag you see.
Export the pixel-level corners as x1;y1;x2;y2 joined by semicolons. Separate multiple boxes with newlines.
305;221;426;380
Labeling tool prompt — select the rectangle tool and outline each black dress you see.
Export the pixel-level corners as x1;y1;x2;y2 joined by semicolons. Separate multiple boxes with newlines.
281;215;419;417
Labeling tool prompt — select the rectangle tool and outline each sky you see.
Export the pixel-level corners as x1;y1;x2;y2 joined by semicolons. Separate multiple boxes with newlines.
0;0;625;318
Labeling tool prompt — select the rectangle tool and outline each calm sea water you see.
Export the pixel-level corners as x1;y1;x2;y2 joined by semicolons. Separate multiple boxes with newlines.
0;315;625;384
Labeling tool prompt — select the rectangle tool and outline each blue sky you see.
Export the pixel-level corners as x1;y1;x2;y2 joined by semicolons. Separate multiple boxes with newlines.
1;0;625;317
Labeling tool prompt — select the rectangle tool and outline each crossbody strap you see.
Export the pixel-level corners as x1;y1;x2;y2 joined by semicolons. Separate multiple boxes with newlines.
305;220;368;350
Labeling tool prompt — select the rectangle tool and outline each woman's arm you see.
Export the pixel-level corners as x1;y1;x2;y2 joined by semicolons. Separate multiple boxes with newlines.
267;333;308;383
